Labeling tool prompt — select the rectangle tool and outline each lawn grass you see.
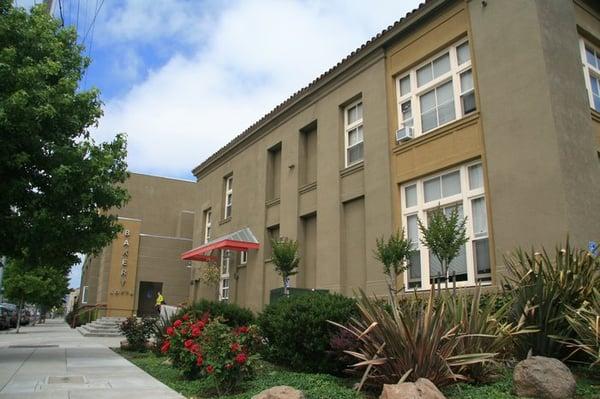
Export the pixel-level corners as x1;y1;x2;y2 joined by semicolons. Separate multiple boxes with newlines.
114;349;363;399
115;349;600;399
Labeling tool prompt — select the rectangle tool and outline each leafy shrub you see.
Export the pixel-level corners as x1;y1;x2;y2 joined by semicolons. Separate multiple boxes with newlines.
258;292;358;374
335;289;495;389
149;311;179;355
503;240;600;358
179;299;254;327
161;312;260;394
120;317;155;352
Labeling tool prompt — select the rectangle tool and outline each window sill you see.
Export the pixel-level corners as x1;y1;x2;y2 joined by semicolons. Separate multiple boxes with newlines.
219;217;231;226
265;198;280;208
406;280;492;293
393;112;480;155
299;181;317;194
340;161;364;178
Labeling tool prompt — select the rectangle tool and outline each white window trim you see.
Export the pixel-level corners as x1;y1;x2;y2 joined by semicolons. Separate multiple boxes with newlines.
219;251;230;301
240;250;247;265
224;176;233;219
81;285;88;304
400;161;489;291
579;37;600;112
396;38;474;138
344;100;364;168
204;209;212;244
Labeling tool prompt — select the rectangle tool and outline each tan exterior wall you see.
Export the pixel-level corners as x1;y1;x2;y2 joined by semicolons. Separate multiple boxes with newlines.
191;53;394;311
468;0;600;267
79;173;197;315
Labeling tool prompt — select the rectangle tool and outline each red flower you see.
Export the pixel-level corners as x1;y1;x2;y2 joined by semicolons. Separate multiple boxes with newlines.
173;320;182;328
182;314;190;321
191;343;201;354
238;326;249;334
206;365;214;374
184;339;194;348
196;355;203;366
166;327;174;336
195;320;206;329
235;353;248;365
181;327;189;335
191;327;201;337
230;342;241;352
225;363;233;369
160;340;170;353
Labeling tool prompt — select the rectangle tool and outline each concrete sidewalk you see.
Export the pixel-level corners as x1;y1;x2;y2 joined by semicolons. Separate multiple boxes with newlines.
0;319;184;398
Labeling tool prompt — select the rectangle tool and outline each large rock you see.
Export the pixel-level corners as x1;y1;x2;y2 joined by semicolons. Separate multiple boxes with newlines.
380;378;446;399
513;356;576;399
252;386;305;399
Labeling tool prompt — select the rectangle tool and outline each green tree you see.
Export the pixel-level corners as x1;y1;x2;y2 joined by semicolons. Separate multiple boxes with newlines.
373;229;412;310
3;259;69;332
418;207;468;289
271;237;300;295
0;1;129;269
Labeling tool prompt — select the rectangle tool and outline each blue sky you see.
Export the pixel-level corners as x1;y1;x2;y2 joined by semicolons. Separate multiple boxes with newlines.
18;0;421;287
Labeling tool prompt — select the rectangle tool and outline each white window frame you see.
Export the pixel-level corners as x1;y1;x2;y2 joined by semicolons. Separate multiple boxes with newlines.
396;38;474;139
224;176;233;219
81;285;88;304
219;251;230;301
400;161;490;291
240;250;247;265
204;209;212;244
344;100;364;167
579;37;600;112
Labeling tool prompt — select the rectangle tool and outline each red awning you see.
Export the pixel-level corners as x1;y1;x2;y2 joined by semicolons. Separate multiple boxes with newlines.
181;227;260;262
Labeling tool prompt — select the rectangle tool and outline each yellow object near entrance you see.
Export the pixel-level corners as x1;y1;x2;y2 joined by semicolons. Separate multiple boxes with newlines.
156;293;164;306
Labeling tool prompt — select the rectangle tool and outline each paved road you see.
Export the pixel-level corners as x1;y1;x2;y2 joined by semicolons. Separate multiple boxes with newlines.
0;319;184;398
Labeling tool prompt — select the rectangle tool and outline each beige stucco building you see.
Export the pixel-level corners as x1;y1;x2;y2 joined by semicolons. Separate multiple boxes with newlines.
184;0;600;311
79;173;196;316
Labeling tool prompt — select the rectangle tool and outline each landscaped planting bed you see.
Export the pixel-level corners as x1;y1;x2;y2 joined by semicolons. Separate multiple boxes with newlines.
115;349;600;398
114;350;362;399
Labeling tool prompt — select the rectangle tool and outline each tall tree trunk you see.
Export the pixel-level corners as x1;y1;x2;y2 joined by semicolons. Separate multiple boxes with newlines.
15;297;23;333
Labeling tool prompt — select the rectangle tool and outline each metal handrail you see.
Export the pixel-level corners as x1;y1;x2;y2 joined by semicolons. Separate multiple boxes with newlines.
69;304;135;328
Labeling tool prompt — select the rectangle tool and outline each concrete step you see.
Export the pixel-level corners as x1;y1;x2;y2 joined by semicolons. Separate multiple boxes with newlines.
77;325;123;337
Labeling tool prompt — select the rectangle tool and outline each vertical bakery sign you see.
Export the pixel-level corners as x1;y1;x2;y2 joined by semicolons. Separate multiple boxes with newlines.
120;229;130;287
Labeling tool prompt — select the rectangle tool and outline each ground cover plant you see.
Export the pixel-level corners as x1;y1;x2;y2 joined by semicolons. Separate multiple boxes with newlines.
116;350;362;399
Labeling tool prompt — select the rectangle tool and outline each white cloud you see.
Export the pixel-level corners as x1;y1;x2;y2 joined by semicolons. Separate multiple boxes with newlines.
94;0;420;178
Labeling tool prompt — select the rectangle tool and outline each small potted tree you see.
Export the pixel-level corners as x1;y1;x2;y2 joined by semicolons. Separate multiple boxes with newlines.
418;207;468;290
271;237;300;296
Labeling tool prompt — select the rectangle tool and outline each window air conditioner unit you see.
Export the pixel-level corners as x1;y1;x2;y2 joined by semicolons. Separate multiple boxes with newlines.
396;126;414;142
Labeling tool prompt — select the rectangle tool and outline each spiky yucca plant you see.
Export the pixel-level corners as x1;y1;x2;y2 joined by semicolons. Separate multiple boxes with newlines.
331;289;495;390
503;239;600;358
443;286;534;382
562;289;600;367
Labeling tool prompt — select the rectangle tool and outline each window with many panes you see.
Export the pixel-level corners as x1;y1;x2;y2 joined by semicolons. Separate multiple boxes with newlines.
396;39;476;139
204;209;212;244
344;100;364;167
580;38;600;112
401;161;490;290
219;250;230;301
224;175;233;219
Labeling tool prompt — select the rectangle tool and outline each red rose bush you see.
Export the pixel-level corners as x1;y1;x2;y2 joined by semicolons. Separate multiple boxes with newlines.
161;313;260;394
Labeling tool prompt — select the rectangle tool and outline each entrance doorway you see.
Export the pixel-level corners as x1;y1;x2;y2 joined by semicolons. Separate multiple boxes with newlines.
138;281;163;316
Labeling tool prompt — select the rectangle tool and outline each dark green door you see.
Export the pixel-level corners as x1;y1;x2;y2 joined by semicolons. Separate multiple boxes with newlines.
138;281;163;316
